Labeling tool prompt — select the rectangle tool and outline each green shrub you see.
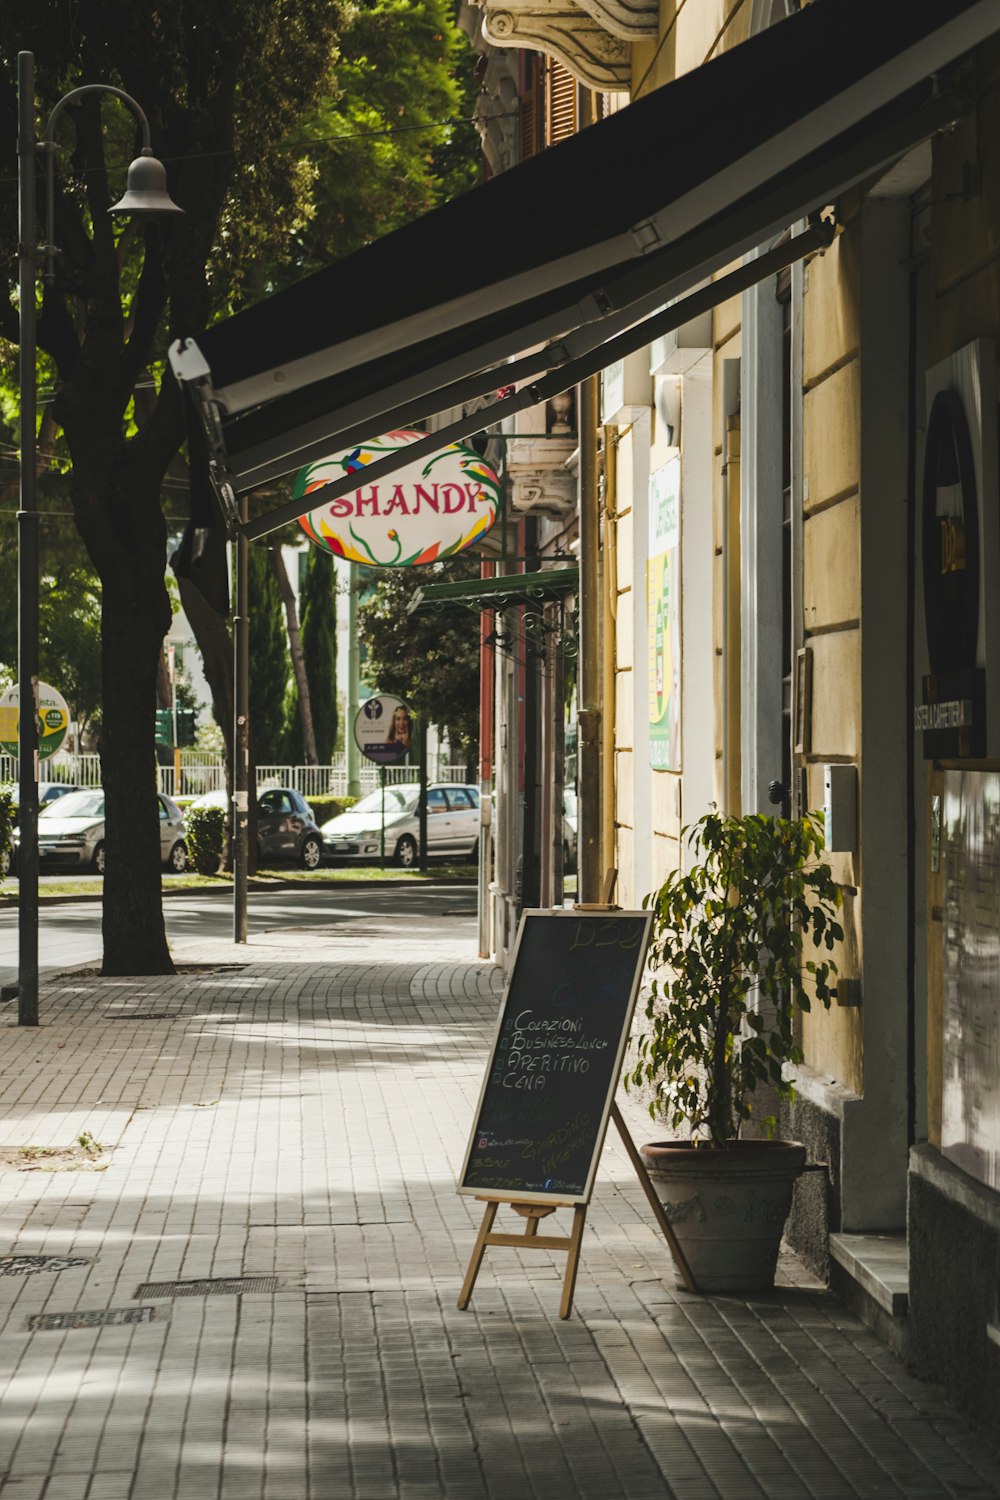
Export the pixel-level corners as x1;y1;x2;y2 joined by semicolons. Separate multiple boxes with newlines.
628;810;843;1146
0;782;13;879
308;795;357;826
186;803;226;875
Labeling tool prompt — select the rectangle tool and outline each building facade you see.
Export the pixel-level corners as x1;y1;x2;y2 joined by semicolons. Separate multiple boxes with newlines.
469;0;1000;1433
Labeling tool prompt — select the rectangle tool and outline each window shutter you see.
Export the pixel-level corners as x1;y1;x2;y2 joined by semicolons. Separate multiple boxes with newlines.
546;60;579;145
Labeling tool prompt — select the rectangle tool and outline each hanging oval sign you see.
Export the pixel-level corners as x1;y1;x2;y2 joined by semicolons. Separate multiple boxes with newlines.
294;430;501;566
0;681;70;761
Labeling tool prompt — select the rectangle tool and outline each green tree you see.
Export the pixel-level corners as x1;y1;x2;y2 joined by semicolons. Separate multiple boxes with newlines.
357;555;479;769
0;0;478;974
300;547;338;762
248;546;291;764
279;0;478;280
0;0;346;973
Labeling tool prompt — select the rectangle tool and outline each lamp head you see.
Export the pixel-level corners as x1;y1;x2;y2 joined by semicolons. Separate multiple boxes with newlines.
109;149;184;218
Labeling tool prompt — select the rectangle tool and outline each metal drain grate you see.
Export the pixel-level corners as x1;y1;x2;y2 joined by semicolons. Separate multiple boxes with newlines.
0;1255;90;1277
103;1013;177;1022
135;1275;279;1299
28;1306;163;1331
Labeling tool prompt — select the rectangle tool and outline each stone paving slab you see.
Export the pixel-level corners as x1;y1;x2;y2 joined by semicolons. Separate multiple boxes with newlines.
0;920;998;1499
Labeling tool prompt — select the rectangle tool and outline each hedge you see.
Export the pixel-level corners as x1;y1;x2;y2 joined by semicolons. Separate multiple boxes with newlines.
186;803;226;875
0;783;13;877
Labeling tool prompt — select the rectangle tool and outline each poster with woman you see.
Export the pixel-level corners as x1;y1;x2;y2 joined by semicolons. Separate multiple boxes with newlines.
353;694;414;765
647;458;681;772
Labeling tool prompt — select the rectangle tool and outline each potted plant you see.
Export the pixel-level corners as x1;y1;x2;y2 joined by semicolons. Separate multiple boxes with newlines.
627;808;843;1293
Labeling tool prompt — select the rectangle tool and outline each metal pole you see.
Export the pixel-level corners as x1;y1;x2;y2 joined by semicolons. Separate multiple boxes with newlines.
233;496;249;942
17;52;39;1026
169;643;180;795
418;717;428;874
347;564;361;798
577;371;602;906
379;764;385;872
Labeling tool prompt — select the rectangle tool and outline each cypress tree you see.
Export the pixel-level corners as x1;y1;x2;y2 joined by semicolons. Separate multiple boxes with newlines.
248;545;292;764
300;547;339;763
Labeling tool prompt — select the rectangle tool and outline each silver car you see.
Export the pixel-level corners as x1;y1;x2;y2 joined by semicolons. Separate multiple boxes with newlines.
12;789;188;874
321;782;480;867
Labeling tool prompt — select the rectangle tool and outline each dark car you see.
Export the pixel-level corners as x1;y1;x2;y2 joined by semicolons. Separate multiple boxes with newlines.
191;786;323;869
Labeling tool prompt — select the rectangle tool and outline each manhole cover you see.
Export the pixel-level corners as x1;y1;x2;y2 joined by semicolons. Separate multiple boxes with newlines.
28;1306;164;1331
0;1255;90;1277
135;1275;279;1298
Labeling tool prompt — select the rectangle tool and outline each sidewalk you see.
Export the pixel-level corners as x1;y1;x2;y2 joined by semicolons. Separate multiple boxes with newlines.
1;915;998;1500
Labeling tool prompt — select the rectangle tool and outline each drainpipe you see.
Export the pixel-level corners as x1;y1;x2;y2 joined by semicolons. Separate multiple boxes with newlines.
577;371;602;905
479;560;495;957
347;563;361;798
602;426;618;883
723;413;742;815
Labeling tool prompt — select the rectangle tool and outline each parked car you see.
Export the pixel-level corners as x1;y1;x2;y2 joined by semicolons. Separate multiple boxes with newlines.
9;789;188;874
563;787;578;873
321;782;480;867
6;782;83;818
190;786;323;870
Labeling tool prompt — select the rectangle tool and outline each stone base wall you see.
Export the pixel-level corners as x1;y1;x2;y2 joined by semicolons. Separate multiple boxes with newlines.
778;1093;842;1282
908;1145;1000;1433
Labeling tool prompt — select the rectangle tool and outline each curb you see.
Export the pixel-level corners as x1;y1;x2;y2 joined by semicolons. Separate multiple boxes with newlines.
0;875;477;908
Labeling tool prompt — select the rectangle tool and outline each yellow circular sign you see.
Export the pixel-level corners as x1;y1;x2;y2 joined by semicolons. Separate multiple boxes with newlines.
0;682;70;760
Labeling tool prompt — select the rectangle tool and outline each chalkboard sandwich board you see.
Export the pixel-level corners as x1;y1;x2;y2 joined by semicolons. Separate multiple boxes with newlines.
458;908;653;1206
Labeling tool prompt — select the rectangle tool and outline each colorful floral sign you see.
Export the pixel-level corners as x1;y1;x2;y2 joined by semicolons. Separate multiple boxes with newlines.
295;430;501;566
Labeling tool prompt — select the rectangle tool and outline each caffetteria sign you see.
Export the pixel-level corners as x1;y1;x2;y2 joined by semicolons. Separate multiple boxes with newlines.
295;430;501;566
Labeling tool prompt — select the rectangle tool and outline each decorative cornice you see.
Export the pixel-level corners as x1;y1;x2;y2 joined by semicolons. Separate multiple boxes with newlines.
574;0;655;41
482;0;630;89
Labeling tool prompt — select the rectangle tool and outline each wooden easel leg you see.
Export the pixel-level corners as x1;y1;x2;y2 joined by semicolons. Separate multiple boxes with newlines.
610;1102;699;1294
458;1199;499;1309
559;1205;588;1320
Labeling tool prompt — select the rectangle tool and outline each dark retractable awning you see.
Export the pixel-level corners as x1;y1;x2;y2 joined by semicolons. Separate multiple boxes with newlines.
170;0;998;538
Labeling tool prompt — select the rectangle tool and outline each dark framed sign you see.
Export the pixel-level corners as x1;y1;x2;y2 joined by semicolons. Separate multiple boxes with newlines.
458;909;653;1206
919;384;985;758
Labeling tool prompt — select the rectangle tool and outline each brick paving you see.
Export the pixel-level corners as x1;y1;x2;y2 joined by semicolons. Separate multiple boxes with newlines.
0;915;998;1499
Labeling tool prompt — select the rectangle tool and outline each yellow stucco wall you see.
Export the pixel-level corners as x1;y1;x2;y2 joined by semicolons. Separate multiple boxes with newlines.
797;219;863;1093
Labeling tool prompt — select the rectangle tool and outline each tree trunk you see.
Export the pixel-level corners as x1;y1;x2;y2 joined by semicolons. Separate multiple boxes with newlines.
60;422;175;976
271;546;317;765
97;533;174;977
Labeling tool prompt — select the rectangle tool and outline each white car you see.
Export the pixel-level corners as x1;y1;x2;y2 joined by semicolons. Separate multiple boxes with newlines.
321;782;480;867
8;790;188;874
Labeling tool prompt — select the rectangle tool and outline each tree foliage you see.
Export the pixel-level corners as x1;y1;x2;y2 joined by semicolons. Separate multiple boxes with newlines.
357;555;480;766
279;0;479;280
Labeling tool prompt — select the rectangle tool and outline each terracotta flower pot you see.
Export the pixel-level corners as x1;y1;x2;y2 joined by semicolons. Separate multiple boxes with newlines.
640;1139;808;1293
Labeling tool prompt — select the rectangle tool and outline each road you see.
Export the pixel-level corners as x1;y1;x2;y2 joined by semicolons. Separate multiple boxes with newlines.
0;883;479;988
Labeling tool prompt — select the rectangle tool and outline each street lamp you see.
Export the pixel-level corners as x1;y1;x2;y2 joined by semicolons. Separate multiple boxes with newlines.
16;51;182;1026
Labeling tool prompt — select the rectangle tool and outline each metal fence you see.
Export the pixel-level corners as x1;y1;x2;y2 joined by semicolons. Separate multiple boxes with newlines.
1;752;472;800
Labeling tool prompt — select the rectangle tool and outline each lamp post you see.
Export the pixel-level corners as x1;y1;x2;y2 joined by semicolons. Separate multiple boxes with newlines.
16;51;182;1026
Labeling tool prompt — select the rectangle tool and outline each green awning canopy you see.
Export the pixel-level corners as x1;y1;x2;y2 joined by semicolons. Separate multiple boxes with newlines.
407;568;579;616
